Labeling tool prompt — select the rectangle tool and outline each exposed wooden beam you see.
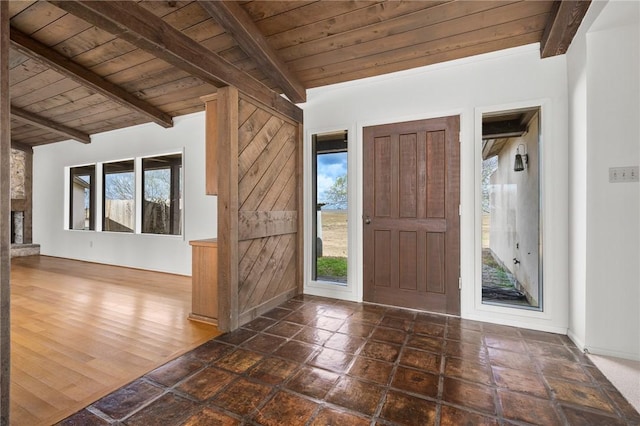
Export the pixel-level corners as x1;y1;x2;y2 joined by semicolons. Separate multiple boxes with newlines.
9;27;174;128
49;1;303;123
541;0;592;58
198;1;306;103
0;2;10;424
10;141;33;153
11;106;91;144
482;119;528;140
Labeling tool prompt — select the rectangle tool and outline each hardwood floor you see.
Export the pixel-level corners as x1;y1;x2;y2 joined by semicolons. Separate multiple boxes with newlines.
10;255;220;426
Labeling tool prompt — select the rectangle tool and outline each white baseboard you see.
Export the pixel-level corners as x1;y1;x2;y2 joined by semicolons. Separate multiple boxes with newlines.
585;345;640;362
568;329;586;351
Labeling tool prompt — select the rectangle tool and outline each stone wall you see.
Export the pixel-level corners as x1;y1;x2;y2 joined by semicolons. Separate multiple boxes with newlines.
10;147;34;249
11;148;26;200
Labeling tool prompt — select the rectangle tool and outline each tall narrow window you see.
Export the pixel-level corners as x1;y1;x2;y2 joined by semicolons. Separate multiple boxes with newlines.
69;165;95;230
312;131;348;284
103;160;135;233
142;153;182;235
481;107;542;310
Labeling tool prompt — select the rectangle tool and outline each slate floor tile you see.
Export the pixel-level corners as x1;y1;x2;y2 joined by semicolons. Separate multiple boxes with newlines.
391;366;439;398
309;407;370;426
379;390;437;426
349;356;393;385
175;367;236;401
286;366;340;399
253;391;317;426
561;405;628;426
309;347;353;373
547;378;616;413
273;340;318;363
209;378;271;416
398;347;441;373
213;348;263;374
91;379;163;420
326;376;384;416
180;407;240;426
58;296;638;426
444;357;492;385
442;377;496;415
247;356;298;385
498;389;563;425
145;355;204;387
56;410;110;426
124;392;198;426
359;340;400;363
323;332;365;353
439;404;499;426
491;365;548;398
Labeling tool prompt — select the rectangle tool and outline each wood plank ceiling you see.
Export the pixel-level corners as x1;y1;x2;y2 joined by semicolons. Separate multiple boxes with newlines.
6;0;590;147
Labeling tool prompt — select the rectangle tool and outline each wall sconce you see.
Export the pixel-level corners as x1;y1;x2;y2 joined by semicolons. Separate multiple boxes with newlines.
514;144;528;172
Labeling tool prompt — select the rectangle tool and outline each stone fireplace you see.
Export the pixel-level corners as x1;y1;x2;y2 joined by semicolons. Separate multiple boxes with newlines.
10;147;39;258
11;211;23;244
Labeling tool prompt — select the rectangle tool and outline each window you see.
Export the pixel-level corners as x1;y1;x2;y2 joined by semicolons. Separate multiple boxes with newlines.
68;152;183;236
103;160;135;233
480;107;542;310
69;165;95;230
142;154;182;235
312;131;348;284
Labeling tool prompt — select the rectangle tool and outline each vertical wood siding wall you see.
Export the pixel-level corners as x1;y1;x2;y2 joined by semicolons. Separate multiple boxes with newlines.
215;86;302;331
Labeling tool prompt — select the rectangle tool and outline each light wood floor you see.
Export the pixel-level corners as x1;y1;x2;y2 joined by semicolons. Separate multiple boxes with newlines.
10;255;220;426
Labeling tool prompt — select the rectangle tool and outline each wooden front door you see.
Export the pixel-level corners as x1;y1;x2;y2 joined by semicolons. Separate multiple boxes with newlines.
363;116;460;315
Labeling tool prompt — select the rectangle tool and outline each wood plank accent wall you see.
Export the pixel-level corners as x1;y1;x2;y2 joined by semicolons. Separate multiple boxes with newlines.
212;86;302;332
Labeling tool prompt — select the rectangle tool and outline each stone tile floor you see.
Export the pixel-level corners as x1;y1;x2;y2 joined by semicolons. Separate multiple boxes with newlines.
59;295;640;425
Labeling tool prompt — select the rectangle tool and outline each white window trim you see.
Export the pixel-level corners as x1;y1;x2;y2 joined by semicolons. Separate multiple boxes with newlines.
304;125;360;302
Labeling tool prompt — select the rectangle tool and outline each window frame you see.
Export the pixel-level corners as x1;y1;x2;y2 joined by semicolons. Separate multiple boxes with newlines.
141;152;183;236
66;150;184;238
68;164;96;231
102;159;136;233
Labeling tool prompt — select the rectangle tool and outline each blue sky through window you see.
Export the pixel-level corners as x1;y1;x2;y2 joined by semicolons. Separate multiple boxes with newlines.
317;152;347;208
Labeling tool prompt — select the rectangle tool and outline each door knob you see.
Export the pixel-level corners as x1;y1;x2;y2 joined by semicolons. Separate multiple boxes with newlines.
364;216;371;224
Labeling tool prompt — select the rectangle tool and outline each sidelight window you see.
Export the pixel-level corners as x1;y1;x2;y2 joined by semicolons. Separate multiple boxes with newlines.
480;107;542;310
311;130;348;284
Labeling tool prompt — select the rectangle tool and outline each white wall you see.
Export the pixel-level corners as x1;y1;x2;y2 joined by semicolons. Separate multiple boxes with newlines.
566;0;600;351
570;0;640;360
33;111;217;276
303;44;569;333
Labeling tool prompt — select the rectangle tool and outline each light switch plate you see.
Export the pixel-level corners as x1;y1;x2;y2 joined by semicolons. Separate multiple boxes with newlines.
609;166;639;183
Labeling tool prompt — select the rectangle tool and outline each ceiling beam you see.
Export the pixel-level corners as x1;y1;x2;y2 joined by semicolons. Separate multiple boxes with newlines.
482;119;528;140
198;1;306;103
11;106;91;144
10;27;174;128
49;1;302;123
10;141;33;153
540;0;592;58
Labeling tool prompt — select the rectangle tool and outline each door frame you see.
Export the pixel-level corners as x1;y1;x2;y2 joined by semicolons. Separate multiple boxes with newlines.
304;123;361;302
304;110;464;307
362;116;461;314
